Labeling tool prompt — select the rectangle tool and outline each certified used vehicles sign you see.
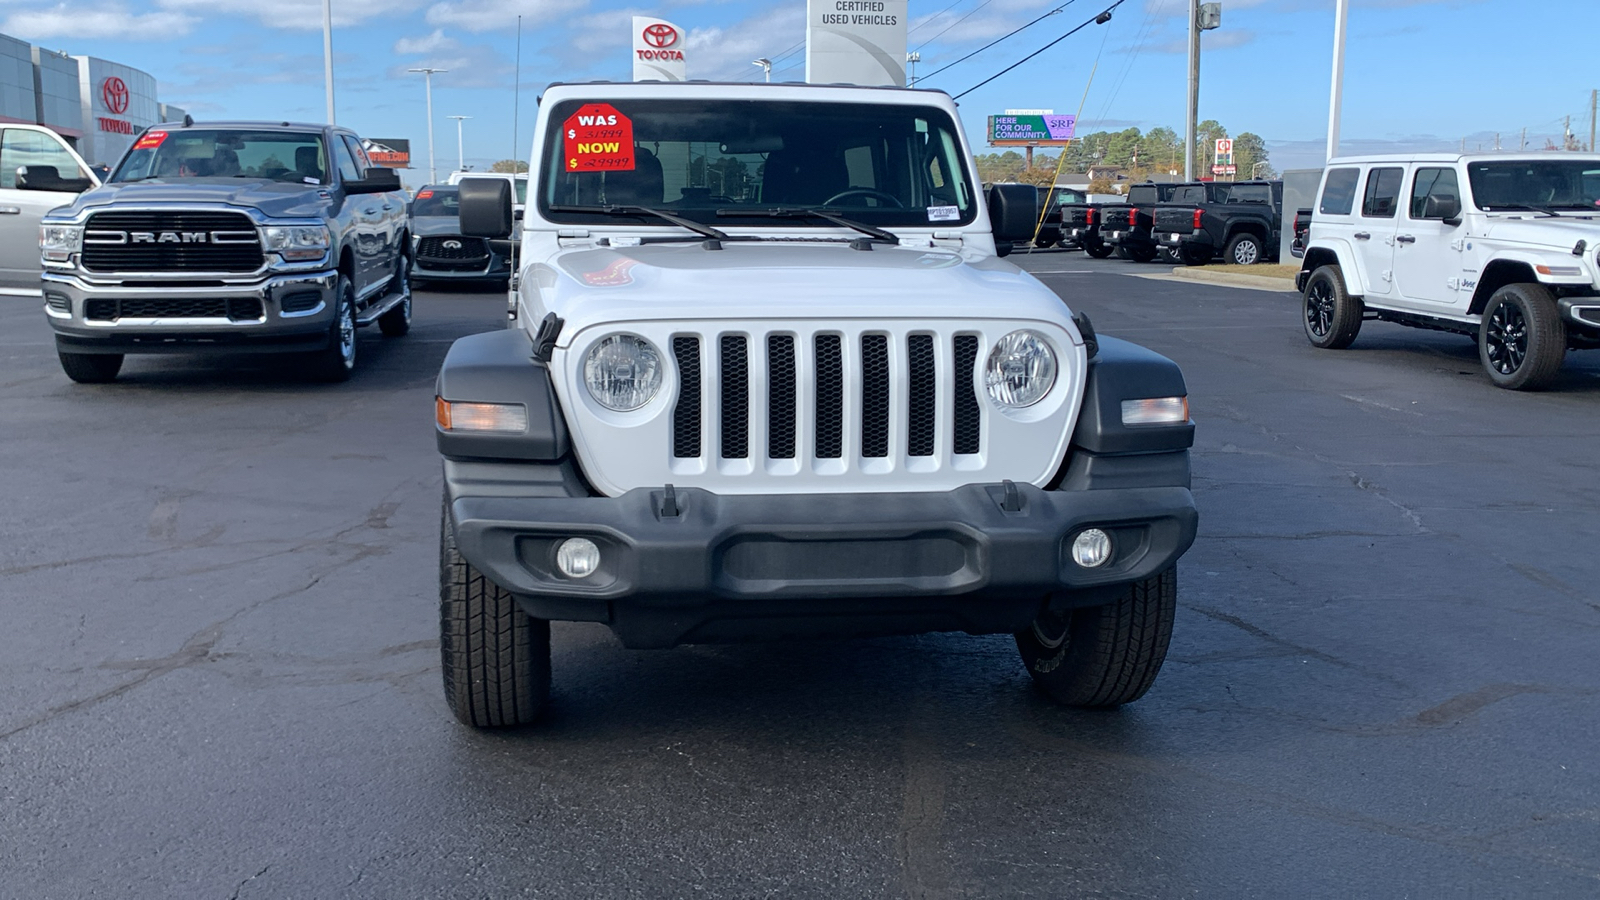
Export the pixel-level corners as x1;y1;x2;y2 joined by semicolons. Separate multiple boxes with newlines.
563;104;635;172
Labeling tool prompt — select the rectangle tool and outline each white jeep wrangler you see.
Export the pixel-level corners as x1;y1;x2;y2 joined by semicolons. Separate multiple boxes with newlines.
432;82;1199;727
1297;153;1600;389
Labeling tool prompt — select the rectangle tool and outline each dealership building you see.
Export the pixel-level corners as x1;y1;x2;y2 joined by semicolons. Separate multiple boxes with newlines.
0;30;184;168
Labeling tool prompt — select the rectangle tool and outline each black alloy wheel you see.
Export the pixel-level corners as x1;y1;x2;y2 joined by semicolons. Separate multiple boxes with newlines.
1482;300;1527;376
1301;265;1361;350
1478;283;1565;390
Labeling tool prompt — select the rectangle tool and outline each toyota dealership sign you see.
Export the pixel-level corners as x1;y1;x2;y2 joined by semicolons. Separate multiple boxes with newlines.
632;16;687;82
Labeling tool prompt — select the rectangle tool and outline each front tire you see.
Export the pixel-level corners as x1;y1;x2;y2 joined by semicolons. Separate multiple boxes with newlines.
1302;265;1362;350
378;248;412;337
58;351;123;383
310;274;357;382
1016;568;1177;708
1479;283;1566;390
1226;233;1264;266
440;497;551;728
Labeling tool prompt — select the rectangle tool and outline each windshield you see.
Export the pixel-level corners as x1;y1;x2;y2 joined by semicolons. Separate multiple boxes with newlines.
412;186;460;217
1467;159;1600;211
111;130;329;184
540;98;977;228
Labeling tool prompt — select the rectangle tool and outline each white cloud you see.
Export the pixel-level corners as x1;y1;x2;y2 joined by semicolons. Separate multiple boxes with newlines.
156;0;425;30
682;3;807;82
2;3;197;40
425;0;588;32
395;28;459;54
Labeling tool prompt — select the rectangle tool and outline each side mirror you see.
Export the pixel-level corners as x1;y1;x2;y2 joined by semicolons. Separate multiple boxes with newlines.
17;165;93;193
513;207;525;221
988;183;1039;244
459;178;514;239
345;167;402;195
1434;193;1462;226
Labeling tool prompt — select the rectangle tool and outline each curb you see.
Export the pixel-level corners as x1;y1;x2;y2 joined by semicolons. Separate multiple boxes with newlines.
1164;266;1298;293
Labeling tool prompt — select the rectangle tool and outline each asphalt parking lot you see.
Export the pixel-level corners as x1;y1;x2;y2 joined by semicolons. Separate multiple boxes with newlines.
2;258;1598;899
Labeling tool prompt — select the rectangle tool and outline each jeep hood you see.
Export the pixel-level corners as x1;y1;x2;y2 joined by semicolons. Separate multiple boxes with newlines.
1479;214;1600;250
51;179;337;220
538;242;1079;344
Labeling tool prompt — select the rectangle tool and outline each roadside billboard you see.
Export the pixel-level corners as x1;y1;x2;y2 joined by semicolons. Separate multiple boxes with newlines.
633;16;687;82
806;0;907;87
364;138;411;168
987;112;1076;146
1215;138;1233;165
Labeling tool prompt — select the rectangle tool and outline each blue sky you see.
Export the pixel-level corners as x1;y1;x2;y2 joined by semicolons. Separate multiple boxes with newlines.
1;0;1594;176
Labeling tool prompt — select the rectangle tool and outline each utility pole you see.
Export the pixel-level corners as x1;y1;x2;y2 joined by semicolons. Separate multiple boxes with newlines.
1520;127;1526;150
321;0;336;124
1326;0;1348;162
1590;89;1597;151
513;15;522;168
1185;0;1199;180
1494;132;1500;151
408;67;447;183
448;115;470;172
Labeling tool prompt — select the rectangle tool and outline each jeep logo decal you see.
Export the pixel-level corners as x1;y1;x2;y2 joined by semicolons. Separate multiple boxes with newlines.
129;232;209;244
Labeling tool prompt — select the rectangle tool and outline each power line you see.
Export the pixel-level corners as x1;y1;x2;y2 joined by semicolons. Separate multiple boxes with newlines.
954;0;1128;99
912;0;998;54
915;0;1080;83
908;0;973;38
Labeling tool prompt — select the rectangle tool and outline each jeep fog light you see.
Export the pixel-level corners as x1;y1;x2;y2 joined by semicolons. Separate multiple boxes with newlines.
1070;529;1113;568
985;329;1057;408
556;538;601;578
1121;397;1189;426
584;333;663;411
435;397;528;433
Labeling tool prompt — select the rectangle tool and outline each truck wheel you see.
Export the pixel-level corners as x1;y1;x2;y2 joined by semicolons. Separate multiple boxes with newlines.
1180;245;1211;266
1113;245;1132;260
1226;233;1264;266
311;274;357;382
440;497;551;728
1084;241;1114;259
1302;265;1362;350
1128;245;1158;263
378;249;412;337
58;351;123;383
1479;283;1566;390
1015;567;1177;708
1034;235;1055;249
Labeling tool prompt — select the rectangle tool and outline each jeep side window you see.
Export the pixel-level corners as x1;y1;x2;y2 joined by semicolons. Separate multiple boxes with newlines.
1409;167;1460;219
1361;167;1403;218
1319;167;1359;215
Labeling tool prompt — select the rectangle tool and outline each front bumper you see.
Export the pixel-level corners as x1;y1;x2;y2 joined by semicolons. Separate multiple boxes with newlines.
44;270;337;355
448;474;1198;649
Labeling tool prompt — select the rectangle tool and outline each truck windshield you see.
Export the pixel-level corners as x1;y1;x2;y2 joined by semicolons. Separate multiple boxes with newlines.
540;98;977;228
1467;160;1600;211
110;130;329;184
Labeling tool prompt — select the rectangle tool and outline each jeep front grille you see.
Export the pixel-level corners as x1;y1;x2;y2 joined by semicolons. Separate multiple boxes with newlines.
671;329;981;463
81;211;263;273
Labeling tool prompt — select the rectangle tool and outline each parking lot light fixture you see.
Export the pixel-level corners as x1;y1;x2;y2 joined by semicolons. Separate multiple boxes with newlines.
448;115;471;174
408;67;448;183
753;58;772;83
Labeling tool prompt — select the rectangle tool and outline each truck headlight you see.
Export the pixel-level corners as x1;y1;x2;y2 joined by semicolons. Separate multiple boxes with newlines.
985;329;1057;408
583;333;663;411
263;225;330;262
40;225;83;263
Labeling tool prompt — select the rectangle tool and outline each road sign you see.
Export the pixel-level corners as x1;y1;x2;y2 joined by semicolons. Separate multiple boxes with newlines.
1215;138;1233;165
1212;164;1237;176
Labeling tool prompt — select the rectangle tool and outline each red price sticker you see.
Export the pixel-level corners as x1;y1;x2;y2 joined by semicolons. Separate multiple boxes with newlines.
562;104;635;173
133;131;167;150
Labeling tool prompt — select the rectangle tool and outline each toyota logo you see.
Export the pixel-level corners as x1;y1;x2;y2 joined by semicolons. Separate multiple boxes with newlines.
443;240;463;250
642;23;678;48
102;77;129;115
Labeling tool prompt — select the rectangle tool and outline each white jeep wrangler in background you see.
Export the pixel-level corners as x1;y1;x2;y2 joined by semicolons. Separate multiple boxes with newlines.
1297;153;1600;389
431;82;1199;728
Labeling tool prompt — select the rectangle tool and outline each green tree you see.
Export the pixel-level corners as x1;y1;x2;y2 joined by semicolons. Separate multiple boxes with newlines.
1232;132;1274;179
1142;127;1182;174
491;159;529;173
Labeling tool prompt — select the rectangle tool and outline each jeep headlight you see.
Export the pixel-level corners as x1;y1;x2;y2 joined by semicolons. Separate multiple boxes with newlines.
583;333;663;411
40;225;83;263
985;329;1058;408
263;225;330;262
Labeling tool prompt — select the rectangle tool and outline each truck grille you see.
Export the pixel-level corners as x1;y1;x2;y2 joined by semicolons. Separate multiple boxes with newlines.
417;236;490;270
671;330;981;462
84;297;264;321
81;211;264;273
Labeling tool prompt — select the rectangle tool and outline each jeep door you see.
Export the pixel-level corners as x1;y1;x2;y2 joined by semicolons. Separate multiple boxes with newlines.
0;128;95;294
1391;166;1466;309
1353;165;1406;297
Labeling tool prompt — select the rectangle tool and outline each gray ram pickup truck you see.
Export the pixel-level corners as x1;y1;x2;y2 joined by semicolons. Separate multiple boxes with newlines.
35;121;413;383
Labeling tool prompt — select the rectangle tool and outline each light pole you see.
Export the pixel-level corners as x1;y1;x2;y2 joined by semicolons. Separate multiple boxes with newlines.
321;0;335;123
1185;2;1221;181
906;51;920;86
752;58;772;82
1326;0;1348;161
408;67;447;184
448;115;470;173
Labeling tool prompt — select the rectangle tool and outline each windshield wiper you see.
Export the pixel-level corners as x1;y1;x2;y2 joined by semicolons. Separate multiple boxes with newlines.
716;207;900;245
1490;203;1559;217
549;204;730;242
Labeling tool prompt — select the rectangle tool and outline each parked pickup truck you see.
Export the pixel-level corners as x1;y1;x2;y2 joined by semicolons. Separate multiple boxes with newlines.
1154;180;1283;266
1102;182;1189;262
37;120;413;383
433;80;1199;727
1033;187;1085;248
1059;197;1126;258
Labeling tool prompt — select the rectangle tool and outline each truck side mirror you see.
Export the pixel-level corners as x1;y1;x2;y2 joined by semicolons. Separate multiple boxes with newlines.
459;178;514;239
16;165;93;194
346;167;402;195
988;183;1039;246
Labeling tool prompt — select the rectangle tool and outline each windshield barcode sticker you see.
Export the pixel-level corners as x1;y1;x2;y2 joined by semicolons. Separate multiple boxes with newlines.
927;205;960;222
